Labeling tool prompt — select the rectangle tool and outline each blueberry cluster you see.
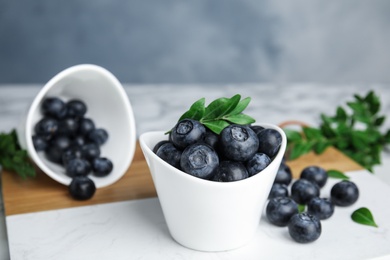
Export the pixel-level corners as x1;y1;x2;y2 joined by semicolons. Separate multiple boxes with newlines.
154;119;282;182
266;163;359;243
32;97;114;200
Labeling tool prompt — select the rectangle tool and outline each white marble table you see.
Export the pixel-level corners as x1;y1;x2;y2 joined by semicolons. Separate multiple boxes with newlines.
1;84;390;259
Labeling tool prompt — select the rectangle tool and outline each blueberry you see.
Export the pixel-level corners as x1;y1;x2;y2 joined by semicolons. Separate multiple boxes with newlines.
180;143;219;179
257;128;282;158
170;119;206;150
266;197;298;227
58;117;79;136
32;135;48;151
34;117;59;139
155;142;182;169
153;140;170;153
62;147;83;166
88;128;109;146
274;162;293;186
300;166;328;188
220;124;259;162
268;183;289;199
69;176;96;200
212;161;248;182
288;213;321;243
66;99;87;118
78;118;95;136
72;135;87;147
81;143;101;160
202;128;219;150
66;158;91;177
307;197;335;220
41;97;67;119
92;157;113;177
49;135;72;151
250;125;265;136
291;179;320;205
44;145;64;163
330;180;359;206
245;153;271;176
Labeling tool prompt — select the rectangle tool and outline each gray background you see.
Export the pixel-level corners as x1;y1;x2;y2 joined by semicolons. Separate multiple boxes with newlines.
1;0;390;84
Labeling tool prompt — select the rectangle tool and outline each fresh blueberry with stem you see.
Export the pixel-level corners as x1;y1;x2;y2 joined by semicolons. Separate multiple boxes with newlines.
69;176;96;200
66;99;87;118
88;128;109;145
41;97;67;119
268;183;289;199
300;165;328;188
274;162;293;186
34;117;59;139
330;180;359;206
180;143;219;179
220;124;259;162
291;179;320;205
257;128;282;158
170;119;206;150
92;157;113;177
266;197;299;227
245;152;271;176
288;213;321;243
212;161;248;182
307;197;334;220
155;142;182;169
66;158;91;177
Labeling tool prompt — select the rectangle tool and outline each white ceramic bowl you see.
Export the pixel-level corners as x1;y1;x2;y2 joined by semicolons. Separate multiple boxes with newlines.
17;64;136;188
140;124;287;252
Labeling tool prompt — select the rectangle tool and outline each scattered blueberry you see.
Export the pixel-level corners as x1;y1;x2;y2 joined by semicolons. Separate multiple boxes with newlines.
291;179;320;205
220;124;259;162
92;157;113;177
69;176;96;200
212;161;248;182
274;162;292;186
245;152;271;176
180;143;219;179
257;128;282;158
300;166;328;188
266;197;298;227
268;183;289;199
330;180;359;206
66;158;92;177
288;213;321;243
307;197;335;220
170;119;206;150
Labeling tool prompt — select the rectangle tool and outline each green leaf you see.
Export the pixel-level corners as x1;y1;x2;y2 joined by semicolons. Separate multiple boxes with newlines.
374;116;385;127
203;95;240;120
226;97;251;116
179;97;205;121
223;113;255;125
303;127;322;141
284;129;302;142
203;120;231;135
298;204;306;213
336;106;348;122
313;140;330;154
351;207;378;227
289;142;312;160
327;169;350;180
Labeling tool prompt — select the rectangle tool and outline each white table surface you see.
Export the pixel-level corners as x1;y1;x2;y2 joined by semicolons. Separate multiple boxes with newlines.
1;84;390;259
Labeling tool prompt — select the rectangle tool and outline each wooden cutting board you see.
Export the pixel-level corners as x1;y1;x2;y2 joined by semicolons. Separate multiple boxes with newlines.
1;142;363;216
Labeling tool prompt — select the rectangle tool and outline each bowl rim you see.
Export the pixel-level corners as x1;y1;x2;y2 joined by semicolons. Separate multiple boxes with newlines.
140;123;287;188
22;64;137;188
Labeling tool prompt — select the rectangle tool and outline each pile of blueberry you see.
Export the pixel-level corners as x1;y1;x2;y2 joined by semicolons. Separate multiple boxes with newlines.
32;96;114;200
154;119;282;182
267;163;359;243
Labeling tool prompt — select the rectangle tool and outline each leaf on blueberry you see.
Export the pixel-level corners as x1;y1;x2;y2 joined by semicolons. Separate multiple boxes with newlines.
177;94;256;134
327;169;350;180
298;204;306;213
351;207;378;228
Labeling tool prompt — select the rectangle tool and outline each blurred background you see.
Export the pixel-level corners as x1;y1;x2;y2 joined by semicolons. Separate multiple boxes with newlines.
1;0;390;84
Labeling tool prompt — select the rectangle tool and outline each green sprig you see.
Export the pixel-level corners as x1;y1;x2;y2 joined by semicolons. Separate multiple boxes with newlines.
351;207;378;228
0;129;35;178
284;90;390;172
177;94;256;134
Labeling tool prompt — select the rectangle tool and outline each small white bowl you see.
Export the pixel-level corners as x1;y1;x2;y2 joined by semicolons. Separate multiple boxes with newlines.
17;64;136;188
140;124;287;252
